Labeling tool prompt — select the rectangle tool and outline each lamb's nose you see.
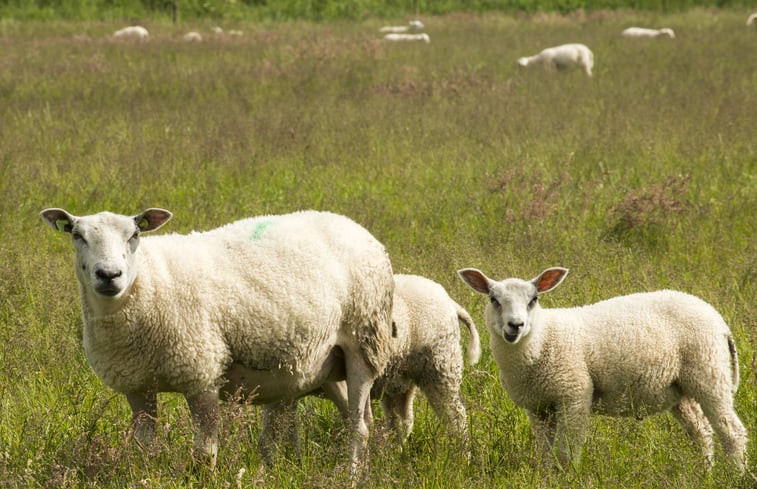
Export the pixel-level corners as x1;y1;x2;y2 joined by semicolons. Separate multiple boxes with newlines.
508;320;524;330
95;267;122;281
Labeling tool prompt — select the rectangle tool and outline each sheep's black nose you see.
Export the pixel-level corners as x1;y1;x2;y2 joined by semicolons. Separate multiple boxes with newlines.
96;268;122;281
508;320;524;330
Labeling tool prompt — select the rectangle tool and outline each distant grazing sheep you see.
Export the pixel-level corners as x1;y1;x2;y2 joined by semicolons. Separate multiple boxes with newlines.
622;27;675;38
183;31;203;42
112;25;149;41
747;13;757;25
458;267;748;471
380;20;425;33
40;208;395;473
383;33;430;43
517;43;593;77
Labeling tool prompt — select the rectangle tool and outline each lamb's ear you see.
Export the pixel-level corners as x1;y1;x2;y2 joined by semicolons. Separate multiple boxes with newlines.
134;208;173;232
40;208;77;233
458;268;493;294
533;267;569;293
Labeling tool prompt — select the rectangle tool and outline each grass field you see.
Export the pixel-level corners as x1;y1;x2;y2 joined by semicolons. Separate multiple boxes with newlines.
0;8;755;488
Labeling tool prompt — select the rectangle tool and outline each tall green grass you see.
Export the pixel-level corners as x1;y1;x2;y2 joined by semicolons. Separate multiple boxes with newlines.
0;8;755;488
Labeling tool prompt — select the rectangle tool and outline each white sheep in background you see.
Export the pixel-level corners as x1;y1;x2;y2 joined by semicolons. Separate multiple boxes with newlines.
383;33;430;43
112;25;149;41
183;31;203;42
263;274;481;461
40;208;395;473
379;19;424;33
748;13;757;26
621;27;675;38
458;267;747;471
517;43;594;77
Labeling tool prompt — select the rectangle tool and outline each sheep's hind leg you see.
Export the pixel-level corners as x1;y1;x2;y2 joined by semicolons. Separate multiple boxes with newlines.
421;381;470;456
186;390;220;470
344;352;376;477
671;398;714;469
699;399;748;472
126;392;158;448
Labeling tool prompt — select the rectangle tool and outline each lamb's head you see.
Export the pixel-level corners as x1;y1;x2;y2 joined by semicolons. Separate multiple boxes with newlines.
517;57;530;68
41;208;172;299
458;267;568;344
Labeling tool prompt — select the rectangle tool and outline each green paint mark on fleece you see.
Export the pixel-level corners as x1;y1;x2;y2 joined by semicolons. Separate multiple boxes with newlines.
250;219;275;241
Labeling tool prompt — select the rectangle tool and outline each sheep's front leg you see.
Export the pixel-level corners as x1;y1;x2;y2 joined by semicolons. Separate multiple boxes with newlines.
186;390;220;470
527;410;557;467
553;399;590;469
126;392;158;448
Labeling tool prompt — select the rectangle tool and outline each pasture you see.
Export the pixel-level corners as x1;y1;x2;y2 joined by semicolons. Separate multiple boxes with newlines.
0;8;755;488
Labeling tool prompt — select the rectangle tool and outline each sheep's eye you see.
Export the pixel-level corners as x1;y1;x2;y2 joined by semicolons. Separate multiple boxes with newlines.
129;230;140;242
528;296;538;309
489;296;500;307
72;232;86;244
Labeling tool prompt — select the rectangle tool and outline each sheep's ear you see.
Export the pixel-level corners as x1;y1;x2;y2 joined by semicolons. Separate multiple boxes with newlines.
458;268;492;294
533;267;569;293
40;208;77;233
134;208;172;232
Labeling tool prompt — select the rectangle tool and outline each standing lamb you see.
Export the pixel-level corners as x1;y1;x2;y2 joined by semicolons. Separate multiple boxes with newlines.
40;208;395;473
517;43;594;77
261;274;481;461
457;267;747;471
621;27;675;38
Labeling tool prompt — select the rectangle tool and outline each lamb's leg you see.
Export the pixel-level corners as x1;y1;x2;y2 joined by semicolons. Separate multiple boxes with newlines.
671;398;714;469
260;400;301;465
553;400;590;469
186;390;220;470
380;386;416;444
527;410;557;467
699;400;748;472
126;392;158;448
422;382;470;447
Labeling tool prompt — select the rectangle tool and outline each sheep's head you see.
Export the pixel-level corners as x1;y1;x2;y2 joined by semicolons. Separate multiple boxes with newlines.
659;28;675;38
41;208;172;299
458;267;568;344
517;57;530;68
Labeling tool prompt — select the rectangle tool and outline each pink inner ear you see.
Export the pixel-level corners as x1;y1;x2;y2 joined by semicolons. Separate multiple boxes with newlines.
461;270;490;294
537;269;565;292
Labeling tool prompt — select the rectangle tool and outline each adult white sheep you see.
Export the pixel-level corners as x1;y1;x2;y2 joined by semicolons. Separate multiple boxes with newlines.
621;27;675;38
457;267;747;471
261;274;481;461
383;33;430;43
379;20;424;33
40;208;394;473
112;25;149;41
517;43;594;77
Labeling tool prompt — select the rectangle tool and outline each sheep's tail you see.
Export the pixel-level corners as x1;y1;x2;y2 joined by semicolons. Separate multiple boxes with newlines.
727;333;740;394
454;302;481;365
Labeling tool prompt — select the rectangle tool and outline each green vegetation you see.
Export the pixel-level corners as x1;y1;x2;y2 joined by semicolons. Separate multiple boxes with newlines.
0;8;755;488
1;0;757;21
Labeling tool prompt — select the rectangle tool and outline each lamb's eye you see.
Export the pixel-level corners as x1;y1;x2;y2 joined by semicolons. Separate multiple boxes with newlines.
72;232;86;244
129;230;140;242
528;296;538;308
489;296;500;307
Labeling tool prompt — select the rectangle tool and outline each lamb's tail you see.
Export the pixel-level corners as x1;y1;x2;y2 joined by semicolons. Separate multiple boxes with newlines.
727;333;740;394
454;302;481;365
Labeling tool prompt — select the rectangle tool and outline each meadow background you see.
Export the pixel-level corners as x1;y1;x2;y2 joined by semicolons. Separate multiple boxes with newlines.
0;4;756;488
